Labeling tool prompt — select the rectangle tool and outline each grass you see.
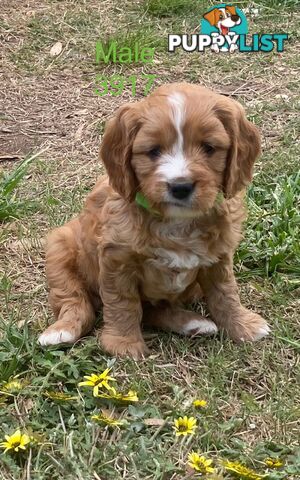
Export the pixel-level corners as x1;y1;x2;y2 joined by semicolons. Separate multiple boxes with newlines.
0;0;299;478
237;172;300;281
144;0;198;17
0;151;46;222
0;322;299;479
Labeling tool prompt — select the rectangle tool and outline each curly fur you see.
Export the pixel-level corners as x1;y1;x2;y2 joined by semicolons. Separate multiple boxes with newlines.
38;83;270;357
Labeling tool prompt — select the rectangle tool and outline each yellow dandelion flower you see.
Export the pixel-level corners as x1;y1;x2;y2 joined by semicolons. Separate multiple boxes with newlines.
173;416;197;436
0;430;30;453
264;457;284;468
78;369;116;396
193;399;207;408
95;386;117;398
188;451;215;474
44;391;78;401
96;388;139;403
91;413;123;426
0;377;23;396
223;460;267;479
119;390;139;402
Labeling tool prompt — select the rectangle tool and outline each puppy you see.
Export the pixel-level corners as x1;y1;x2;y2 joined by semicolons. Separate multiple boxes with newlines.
203;6;241;36
203;6;241;52
38;83;270;358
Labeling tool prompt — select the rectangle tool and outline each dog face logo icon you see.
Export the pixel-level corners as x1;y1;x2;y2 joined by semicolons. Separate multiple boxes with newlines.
203;5;241;35
201;4;248;52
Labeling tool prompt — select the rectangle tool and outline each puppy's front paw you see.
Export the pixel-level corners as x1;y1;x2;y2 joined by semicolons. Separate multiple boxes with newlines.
38;321;78;346
99;332;149;359
230;310;270;343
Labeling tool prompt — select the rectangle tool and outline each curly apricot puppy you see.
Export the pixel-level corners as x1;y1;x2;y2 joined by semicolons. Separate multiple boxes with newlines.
39;83;270;358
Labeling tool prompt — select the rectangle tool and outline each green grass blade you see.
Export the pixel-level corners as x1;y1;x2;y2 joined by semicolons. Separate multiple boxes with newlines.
1;147;49;197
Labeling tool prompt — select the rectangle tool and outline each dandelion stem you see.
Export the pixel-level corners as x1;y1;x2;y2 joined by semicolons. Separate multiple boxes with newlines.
14;397;26;427
26;448;32;480
58;406;67;434
68;431;74;458
88;428;101;466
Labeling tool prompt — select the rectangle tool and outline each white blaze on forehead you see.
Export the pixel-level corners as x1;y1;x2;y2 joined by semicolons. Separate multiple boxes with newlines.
169;92;185;145
157;92;189;181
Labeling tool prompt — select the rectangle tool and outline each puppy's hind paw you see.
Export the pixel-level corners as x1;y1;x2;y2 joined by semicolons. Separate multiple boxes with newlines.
181;318;218;337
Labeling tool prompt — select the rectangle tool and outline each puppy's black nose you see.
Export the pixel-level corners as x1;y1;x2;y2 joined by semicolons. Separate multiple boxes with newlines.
168;182;194;200
231;14;239;21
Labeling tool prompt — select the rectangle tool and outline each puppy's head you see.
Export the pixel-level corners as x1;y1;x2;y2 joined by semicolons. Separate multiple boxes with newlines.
100;83;260;218
203;6;241;31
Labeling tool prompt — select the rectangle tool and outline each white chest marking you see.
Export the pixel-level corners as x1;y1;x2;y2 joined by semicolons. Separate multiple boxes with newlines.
157;93;189;182
153;248;215;269
173;271;194;291
154;249;201;269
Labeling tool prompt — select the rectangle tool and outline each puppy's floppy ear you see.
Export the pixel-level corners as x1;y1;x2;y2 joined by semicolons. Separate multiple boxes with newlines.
226;5;237;16
203;8;217;26
216;99;261;198
100;103;141;202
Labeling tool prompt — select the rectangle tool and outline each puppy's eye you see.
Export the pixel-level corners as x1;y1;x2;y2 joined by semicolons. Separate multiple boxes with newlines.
202;143;215;155
148;146;161;160
219;14;223;19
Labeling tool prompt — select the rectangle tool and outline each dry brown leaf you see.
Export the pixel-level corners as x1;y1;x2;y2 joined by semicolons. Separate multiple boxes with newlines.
23;397;35;414
144;418;165;426
74;109;89;116
50;42;63;57
66;109;89;119
75;123;85;141
101;408;114;417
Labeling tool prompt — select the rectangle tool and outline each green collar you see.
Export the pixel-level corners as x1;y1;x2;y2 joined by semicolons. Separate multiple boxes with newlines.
135;192;161;216
215;191;225;205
